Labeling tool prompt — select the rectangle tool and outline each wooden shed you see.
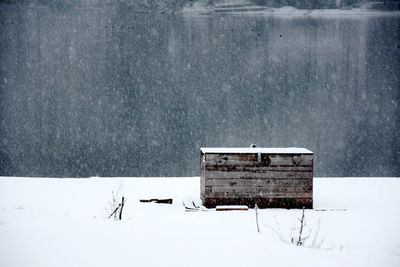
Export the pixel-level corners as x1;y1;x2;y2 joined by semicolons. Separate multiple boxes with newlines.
200;147;313;209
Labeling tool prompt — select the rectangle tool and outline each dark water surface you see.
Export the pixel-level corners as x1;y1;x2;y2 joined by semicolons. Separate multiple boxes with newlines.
0;5;399;177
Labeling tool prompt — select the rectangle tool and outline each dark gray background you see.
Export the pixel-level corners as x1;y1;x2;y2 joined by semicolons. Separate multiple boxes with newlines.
0;3;399;177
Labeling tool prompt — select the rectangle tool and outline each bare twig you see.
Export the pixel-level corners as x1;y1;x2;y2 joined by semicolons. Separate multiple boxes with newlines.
112;190;116;206
264;215;286;242
311;218;323;248
108;204;121;219
255;203;260;233
297;207;305;246
108;182;124;220
315;209;346;212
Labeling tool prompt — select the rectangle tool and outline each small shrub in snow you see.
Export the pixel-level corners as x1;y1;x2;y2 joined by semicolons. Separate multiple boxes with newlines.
107;182;125;220
264;209;329;250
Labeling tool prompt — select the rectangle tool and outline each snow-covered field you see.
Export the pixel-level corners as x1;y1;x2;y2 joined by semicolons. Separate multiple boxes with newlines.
0;177;399;267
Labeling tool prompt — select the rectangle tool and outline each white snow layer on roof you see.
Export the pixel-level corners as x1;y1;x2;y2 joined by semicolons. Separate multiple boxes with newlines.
201;147;313;154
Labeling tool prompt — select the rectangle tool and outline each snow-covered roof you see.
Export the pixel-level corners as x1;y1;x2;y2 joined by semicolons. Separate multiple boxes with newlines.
200;147;313;154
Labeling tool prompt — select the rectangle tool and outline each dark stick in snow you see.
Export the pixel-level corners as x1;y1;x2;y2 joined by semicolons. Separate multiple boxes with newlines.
119;197;125;220
140;198;172;204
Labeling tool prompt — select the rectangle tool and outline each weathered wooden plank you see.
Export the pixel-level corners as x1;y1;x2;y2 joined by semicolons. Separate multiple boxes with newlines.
207;185;312;194
203;197;312;209
268;155;313;166
205;171;313;179
206;184;312;193
200;181;205;200
205;178;312;188
205;191;312;198
216;205;249;211
205;154;313;167
206;154;259;162
205;160;312;168
205;165;313;172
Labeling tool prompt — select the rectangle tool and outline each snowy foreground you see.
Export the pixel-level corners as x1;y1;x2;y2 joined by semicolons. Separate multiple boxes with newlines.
0;177;399;267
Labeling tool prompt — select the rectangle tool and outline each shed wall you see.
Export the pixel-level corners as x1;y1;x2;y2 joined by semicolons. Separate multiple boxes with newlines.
201;152;313;208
